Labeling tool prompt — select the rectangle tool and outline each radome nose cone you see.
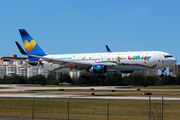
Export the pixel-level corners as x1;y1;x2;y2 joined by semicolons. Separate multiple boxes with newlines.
172;58;177;65
174;58;177;64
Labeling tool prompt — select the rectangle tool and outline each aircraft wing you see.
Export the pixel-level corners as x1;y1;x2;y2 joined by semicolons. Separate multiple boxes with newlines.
0;56;39;65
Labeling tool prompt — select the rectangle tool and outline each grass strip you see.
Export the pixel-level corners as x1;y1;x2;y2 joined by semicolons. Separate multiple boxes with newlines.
0;98;180;120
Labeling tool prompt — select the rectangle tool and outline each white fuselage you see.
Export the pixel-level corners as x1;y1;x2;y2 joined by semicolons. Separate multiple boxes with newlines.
30;51;176;72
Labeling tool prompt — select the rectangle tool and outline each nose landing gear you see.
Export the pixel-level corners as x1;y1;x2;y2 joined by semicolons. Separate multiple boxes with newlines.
161;68;167;77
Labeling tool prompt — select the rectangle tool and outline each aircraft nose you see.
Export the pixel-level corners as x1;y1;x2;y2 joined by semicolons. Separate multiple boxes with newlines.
174;58;177;64
172;58;177;65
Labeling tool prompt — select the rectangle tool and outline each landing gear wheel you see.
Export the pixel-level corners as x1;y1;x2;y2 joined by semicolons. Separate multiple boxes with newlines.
161;68;166;77
161;74;165;77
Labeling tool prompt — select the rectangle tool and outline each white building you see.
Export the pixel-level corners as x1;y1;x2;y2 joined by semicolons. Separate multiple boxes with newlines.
38;68;49;78
27;67;38;78
16;65;27;77
69;71;80;79
0;65;6;79
6;64;16;76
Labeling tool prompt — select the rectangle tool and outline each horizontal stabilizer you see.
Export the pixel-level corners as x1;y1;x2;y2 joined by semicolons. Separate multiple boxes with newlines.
1;57;28;61
15;41;28;55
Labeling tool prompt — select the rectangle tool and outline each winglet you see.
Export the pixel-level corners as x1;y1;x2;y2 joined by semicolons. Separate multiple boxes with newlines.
15;41;28;55
105;45;111;53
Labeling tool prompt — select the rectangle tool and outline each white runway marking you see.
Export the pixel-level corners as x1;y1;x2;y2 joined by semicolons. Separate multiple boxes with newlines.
0;93;180;101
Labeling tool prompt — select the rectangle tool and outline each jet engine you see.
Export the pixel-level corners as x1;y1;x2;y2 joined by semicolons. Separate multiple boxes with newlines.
89;64;107;74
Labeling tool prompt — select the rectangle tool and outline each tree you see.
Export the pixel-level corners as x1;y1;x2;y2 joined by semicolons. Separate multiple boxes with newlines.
59;74;73;84
28;74;47;85
47;75;57;84
123;74;145;86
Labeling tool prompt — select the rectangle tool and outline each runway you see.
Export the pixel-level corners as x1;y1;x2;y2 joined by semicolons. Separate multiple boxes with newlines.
1;84;180;92
0;84;133;92
0;92;179;101
0;84;180;101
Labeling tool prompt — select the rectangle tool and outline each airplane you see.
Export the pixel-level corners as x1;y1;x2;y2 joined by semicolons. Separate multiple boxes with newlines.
2;29;177;79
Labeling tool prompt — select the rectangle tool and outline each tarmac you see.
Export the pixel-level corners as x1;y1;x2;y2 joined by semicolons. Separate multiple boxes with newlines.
0;84;180;101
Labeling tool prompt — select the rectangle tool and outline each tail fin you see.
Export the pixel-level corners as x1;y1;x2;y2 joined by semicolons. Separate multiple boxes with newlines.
19;29;47;56
105;45;111;53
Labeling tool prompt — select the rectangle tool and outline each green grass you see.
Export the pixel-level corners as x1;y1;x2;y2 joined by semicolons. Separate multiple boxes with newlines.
0;98;180;120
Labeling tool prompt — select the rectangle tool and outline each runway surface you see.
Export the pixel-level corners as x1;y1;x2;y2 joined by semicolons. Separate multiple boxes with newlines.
1;84;180;92
0;93;180;101
0;84;180;101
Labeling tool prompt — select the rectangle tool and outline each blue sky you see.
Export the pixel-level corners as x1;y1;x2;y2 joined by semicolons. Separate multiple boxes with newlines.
0;0;180;66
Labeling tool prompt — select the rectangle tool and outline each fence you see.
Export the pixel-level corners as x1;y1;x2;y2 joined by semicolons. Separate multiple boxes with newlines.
0;97;180;120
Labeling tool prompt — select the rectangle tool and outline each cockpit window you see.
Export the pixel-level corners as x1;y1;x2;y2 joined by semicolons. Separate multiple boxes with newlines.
164;55;173;58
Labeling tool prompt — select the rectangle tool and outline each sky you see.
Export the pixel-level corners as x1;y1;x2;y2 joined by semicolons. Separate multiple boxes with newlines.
0;0;180;66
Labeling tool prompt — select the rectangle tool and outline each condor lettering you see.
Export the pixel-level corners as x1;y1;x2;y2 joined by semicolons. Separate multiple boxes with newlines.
128;55;151;61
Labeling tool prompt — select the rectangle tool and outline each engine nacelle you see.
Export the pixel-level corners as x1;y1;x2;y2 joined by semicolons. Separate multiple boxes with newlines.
89;64;107;74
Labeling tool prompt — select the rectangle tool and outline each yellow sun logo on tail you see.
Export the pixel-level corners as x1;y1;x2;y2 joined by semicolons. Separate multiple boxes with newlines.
23;40;36;52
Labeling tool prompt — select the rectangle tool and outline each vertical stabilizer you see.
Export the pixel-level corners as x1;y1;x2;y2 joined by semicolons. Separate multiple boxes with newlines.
105;45;111;53
19;29;47;56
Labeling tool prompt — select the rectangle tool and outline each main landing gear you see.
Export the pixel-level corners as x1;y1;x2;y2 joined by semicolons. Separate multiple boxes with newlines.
161;68;167;77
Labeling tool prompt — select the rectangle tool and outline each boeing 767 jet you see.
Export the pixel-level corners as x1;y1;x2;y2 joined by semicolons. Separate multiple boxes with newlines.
2;29;177;79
